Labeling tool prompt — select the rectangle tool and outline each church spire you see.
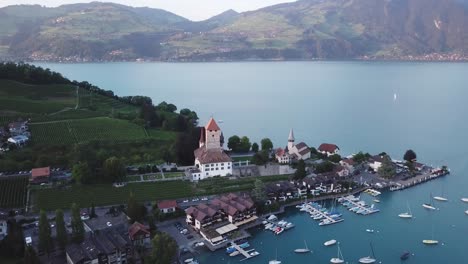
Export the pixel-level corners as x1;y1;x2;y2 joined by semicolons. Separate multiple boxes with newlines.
288;128;295;142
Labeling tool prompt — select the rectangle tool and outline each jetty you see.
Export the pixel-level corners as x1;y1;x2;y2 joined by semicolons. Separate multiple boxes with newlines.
229;241;259;261
339;196;380;215
390;168;449;192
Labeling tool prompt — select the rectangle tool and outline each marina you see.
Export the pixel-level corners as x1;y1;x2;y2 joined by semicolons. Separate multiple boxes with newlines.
297;201;345;226
227;241;260;261
338;195;380;215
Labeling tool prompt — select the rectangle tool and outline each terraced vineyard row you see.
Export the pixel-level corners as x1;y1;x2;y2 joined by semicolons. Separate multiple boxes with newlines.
29;121;76;145
0;176;29;208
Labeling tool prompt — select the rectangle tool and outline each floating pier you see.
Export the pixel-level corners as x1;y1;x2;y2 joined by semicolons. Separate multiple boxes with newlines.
339;196;380;215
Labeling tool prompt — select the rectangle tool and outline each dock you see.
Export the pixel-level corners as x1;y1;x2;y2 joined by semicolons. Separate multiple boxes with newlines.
339;196;379;215
230;242;259;261
390;169;449;191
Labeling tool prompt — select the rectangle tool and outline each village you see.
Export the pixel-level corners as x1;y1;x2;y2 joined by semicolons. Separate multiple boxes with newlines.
0;117;451;264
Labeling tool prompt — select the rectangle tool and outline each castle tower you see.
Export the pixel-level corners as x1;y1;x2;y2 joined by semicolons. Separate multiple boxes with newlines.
205;118;222;150
288;128;295;150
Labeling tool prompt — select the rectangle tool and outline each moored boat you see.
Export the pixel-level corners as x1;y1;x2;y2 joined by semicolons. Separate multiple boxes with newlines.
465;210;468;215
422;239;439;245
461;198;468;203
359;242;377;263
422;203;436;210
399;202;413;219
400;251;410;260
433;196;448;202
330;243;345;264
324;239;337;246
294;240;311;253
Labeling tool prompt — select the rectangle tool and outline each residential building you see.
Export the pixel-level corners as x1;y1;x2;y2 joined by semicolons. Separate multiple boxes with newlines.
66;227;133;264
30;167;50;184
275;129;311;163
340;158;355;172
0;214;7;241
185;193;257;245
8;121;28;134
265;181;297;199
335;165;350;177
368;155;385;171
157;200;177;214
192;118;232;180
128;222;151;248
318;143;340;156
7;135;29;146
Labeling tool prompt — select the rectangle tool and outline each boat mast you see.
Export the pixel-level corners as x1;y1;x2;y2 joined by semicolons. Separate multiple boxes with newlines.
370;242;376;258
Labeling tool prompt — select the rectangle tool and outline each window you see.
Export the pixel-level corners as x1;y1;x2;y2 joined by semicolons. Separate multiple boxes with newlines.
216;168;218;170
221;163;224;166
206;173;209;176
221;167;224;170
227;166;231;169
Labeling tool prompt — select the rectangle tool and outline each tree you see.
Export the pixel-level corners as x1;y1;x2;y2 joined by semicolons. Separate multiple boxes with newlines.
23;246;40;264
378;155;396;178
309;147;317;155
252;150;269;165
227;135;240;151
38;210;51;254
147;232;178;264
252;179;266;202
251;143;259;153
352;151;369;164
294;159;307;180
260;138;273;151
55;209;67;249
315;161;334;173
70;203;85;243
103;157;126;183
328;154;342;163
404;149;417;162
239;136;251;152
72;162;92;184
127;192;145;223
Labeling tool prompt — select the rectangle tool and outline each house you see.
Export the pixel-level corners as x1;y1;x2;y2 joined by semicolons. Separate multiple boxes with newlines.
334;165;349;177
8;121;28;134
66;227;133;264
413;162;425;171
31;167;50;184
157;200;177;214
340;158;355;172
7;135;29;146
192;118;232;180
368;155;385;171
128;222;151;248
0;214;7;241
185;193;256;231
275;148;290;164
318;143;340;156
265;181;297;199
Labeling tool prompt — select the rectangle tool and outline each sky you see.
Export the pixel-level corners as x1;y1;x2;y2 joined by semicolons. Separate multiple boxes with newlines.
0;0;297;21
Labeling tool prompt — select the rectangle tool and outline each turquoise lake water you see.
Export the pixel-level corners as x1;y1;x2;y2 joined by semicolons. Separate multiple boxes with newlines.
35;61;468;263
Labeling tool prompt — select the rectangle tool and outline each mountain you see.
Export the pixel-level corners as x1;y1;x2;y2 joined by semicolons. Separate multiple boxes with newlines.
0;0;467;61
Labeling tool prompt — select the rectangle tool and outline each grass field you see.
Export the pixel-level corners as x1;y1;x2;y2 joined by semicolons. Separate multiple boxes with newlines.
0;176;29;208
163;172;185;178
28;117;170;144
33;175;292;211
34;181;194;210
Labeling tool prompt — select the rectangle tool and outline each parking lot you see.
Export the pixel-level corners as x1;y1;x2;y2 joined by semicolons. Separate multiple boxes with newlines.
157;218;203;250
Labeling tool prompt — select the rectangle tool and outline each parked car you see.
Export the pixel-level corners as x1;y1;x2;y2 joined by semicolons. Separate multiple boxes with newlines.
182;199;189;203
187;235;194;239
192;198;200;202
201;197;208;201
180;229;188;235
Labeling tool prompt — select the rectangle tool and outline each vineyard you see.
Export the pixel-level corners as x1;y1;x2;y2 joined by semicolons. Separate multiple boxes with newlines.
29;117;152;145
0;176;29;208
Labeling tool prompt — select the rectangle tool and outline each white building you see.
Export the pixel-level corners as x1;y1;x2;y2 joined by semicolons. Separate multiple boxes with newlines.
7;135;29;146
275;129;311;163
318;143;340;156
192;118;232;180
368;155;385;171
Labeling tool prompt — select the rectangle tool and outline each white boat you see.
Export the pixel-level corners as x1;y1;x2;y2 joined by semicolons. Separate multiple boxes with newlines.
229;251;240;257
461;198;468;203
423;194;436;210
433;196;448;202
398;202;413;219
330;243;345;263
249;251;260;257
373;199;380;203
359;242;377;263
422;240;439;245
465;210;468;215
267;214;278;221
294;240;311;253
184;258;194;263
366;229;374;233
324;239;337;246
269;249;281;264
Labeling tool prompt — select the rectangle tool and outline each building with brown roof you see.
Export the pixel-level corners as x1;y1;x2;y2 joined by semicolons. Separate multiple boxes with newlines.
157;200;177;214
276;129;311;163
318;143;340;156
30;167;50;184
192;118;232;180
128;222;151;248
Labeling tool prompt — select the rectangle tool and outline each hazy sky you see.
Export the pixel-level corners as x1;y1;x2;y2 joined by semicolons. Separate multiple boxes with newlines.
0;0;297;21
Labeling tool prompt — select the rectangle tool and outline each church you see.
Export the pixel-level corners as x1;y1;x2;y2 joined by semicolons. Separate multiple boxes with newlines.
191;118;232;180
275;129;311;164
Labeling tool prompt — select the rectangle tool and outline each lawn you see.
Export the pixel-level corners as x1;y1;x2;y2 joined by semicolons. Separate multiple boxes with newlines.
163;172;185;178
33;181;194;211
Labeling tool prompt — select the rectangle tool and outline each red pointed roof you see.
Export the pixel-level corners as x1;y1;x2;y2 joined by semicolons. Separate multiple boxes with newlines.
205;118;220;131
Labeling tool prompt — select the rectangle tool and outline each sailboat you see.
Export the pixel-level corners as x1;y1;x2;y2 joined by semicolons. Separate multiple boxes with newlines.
398;202;413;218
358;242;377;263
269;249;281;264
422;194;437;210
461;198;468;203
294;240;311;253
330;243;345;264
433;186;448;201
422;226;439;245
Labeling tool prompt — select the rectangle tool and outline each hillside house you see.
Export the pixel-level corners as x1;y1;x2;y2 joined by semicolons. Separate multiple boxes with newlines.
318;143;340;156
30;167;50;184
368;155;385;171
7;135;29;146
8;121;28;134
157;200;177;214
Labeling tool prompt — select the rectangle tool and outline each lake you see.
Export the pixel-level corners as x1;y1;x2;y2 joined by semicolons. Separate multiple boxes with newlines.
35;61;468;263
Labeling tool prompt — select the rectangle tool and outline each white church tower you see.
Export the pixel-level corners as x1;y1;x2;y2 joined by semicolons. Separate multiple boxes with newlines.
287;128;295;150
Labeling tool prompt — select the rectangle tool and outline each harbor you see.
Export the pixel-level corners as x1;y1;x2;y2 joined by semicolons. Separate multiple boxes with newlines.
338;195;380;215
390;167;450;191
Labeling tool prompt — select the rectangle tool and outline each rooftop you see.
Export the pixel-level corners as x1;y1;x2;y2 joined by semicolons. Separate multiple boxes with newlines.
318;143;339;153
157;200;177;209
205;118;220;131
